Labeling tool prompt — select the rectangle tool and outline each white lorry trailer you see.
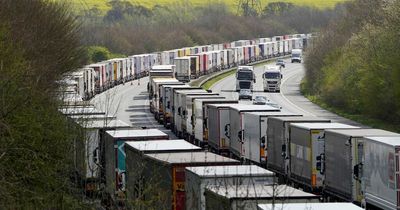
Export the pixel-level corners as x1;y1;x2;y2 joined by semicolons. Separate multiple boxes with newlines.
242;111;301;166
263;65;282;92
207;103;239;155
324;129;399;204
266;116;330;181
192;99;237;147
289;123;359;191
185;165;275;210
362;136;400;210
228;104;280;159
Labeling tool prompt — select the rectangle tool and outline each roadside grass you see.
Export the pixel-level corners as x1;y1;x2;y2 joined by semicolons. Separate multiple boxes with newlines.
301;82;400;133
201;69;236;90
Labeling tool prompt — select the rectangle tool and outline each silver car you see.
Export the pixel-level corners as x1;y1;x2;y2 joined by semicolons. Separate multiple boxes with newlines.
239;89;252;100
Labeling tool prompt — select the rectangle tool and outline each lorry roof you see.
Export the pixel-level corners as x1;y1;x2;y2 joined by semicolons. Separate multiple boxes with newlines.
69;114;115;120
195;99;236;103
207;103;239;108
162;84;189;88
175;89;207;94
77;119;130;129
59;107;105;115
229;104;280;112
206;185;318;199
145;151;239;164
151;78;179;82
246;111;301;117
186;165;274;177
106;129;168;138
126;140;201;152
270;116;330;122
258;203;363;210
326;129;399;138
291;122;358;130
365;136;400;146
151;65;175;70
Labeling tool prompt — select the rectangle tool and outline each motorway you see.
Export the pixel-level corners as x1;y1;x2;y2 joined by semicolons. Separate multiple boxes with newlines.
211;58;363;126
90;58;363;139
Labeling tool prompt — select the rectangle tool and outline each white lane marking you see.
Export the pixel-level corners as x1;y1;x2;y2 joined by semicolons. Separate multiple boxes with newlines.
280;68;316;116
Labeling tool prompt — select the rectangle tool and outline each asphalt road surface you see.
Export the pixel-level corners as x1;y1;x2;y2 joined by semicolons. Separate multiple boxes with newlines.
90;78;178;137
211;58;364;127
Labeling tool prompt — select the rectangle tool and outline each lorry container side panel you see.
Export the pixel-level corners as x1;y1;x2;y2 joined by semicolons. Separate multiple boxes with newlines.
290;126;312;186
290;123;358;189
363;136;400;210
266;117;331;178
135;152;239;210
325;131;353;200
325;129;400;203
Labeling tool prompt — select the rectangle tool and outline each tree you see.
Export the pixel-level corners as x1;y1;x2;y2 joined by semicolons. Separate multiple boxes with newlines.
0;0;89;208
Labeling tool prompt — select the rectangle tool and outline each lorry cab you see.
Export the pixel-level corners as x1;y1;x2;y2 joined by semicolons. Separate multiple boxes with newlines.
236;66;255;91
262;65;282;92
291;49;302;63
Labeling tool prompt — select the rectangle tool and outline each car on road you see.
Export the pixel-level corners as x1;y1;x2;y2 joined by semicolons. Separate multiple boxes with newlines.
239;89;252;100
253;96;268;105
276;59;285;68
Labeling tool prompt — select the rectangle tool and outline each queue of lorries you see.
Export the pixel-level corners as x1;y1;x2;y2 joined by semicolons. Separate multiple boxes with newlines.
61;34;306;103
143;53;400;210
57;33;399;210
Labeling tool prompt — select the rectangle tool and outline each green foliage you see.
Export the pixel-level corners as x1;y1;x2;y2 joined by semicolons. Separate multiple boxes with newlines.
86;45;125;63
0;0;89;208
80;2;343;55
303;0;400;125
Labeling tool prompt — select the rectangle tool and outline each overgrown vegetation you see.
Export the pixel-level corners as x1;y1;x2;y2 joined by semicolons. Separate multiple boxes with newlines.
0;0;88;208
303;0;400;128
79;1;346;57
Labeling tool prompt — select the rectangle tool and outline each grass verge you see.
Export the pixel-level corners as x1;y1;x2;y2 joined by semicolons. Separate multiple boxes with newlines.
201;69;236;90
301;81;400;133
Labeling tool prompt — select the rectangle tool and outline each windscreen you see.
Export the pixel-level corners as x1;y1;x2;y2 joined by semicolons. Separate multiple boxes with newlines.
237;70;253;80
292;53;301;58
264;72;280;79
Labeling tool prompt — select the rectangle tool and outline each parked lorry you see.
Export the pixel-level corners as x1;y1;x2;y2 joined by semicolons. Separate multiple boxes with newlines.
235;66;255;91
291;49;302;63
324;129;399;204
361;136;400;210
74;117;130;195
126;151;239;210
192;99;237;147
148;78;180;119
182;95;224;145
165;86;201;128
207;103;239;155
125;139;202;202
205;184;320;210
266;116;330;181
174;56;193;82
228;104;280;159
185;165;275;210
160;84;190;128
157;83;185;123
263;65;282;92
289;123;358;191
173;89;208;136
242;111;301;166
103;129;169;199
